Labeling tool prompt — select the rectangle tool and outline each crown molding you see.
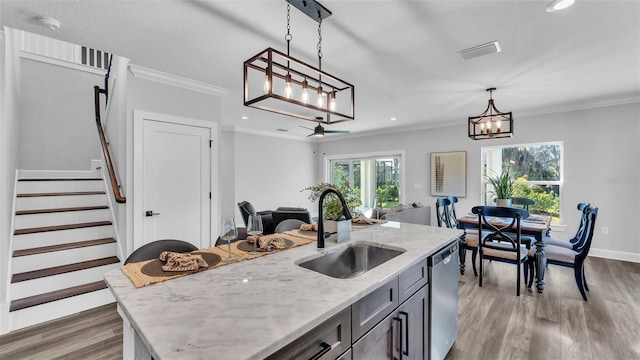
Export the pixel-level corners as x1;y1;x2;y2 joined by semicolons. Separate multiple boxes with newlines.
128;64;228;97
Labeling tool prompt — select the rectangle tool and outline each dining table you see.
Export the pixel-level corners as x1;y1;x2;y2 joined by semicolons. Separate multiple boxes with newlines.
457;212;552;293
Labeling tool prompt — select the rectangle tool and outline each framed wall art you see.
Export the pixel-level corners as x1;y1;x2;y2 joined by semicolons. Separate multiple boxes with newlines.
430;151;467;197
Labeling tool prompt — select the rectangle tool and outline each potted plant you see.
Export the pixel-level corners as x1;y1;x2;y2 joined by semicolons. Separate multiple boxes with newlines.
486;169;515;207
302;176;361;242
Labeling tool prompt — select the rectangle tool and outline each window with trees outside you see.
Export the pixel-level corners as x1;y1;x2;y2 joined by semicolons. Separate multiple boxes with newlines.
328;153;403;213
482;142;562;223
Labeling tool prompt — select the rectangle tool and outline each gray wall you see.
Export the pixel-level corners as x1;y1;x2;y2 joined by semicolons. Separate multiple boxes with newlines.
232;131;317;223
18;58;102;170
316;102;640;260
0;27;21;331
124;74;222;253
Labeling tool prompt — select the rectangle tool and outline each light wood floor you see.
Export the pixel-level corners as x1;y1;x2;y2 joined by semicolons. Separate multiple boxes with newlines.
447;255;640;360
0;256;638;360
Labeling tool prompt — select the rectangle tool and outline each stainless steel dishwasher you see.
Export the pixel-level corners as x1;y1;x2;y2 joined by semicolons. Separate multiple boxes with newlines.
428;240;459;360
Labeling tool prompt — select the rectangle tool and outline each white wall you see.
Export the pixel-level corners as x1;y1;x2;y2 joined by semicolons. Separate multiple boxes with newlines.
316;102;640;261
0;27;21;333
232;131;317;223
124;72;222;254
18;57;102;170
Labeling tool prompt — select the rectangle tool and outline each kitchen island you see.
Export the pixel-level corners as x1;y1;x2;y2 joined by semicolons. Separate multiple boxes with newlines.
104;222;462;360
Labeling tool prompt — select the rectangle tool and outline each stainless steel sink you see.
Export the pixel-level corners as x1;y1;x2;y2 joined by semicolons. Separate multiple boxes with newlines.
296;242;406;279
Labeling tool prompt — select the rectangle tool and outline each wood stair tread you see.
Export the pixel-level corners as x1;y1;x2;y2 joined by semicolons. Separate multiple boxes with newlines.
17;191;105;198
13;238;116;257
15;205;109;216
14;221;112;235
18;178;102;181
10;281;108;312
11;256;120;283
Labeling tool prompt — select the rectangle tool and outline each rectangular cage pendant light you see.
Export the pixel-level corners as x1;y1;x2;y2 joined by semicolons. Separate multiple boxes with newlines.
244;48;354;124
468;88;513;140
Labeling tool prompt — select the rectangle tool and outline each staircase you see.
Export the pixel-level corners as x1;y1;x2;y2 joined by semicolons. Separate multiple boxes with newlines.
8;174;121;331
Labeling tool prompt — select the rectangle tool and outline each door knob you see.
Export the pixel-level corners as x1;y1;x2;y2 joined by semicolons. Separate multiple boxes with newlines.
145;210;160;217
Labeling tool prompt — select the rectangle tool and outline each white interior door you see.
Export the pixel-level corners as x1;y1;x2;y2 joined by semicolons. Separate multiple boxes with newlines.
142;119;211;249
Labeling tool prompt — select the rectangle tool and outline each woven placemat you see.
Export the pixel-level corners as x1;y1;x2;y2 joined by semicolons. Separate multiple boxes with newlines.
283;229;318;241
236;239;294;252
140;252;221;277
122;235;315;288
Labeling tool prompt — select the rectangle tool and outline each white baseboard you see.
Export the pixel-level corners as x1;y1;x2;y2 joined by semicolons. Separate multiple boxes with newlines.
589;248;640;263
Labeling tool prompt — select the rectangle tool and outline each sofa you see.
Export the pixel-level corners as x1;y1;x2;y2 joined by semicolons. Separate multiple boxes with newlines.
375;203;431;226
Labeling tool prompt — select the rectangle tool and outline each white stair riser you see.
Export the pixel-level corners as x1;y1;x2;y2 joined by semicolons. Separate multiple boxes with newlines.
12;242;117;273
14;209;111;229
13;226;115;250
17;180;104;194
9;288;114;332
10;263;121;300
18;170;99;179
16;194;108;211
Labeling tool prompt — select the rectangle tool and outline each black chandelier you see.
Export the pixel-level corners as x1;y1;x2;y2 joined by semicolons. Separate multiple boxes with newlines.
243;0;355;125
468;88;513;140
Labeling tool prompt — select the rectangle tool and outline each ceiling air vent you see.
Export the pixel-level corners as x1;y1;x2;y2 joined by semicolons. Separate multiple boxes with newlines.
458;41;501;60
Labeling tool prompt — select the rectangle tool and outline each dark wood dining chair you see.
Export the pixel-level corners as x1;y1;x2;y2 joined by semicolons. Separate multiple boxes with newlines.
545;203;590;250
472;206;531;296
448;196;479;277
435;198;452;227
529;206;598;300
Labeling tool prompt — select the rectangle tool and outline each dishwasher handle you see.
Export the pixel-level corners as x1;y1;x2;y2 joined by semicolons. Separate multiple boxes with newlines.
429;241;459;267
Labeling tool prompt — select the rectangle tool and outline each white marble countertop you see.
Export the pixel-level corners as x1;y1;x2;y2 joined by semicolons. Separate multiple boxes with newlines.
104;222;462;360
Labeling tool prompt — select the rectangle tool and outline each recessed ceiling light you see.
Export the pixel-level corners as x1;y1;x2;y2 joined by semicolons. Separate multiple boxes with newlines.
546;0;575;12
241;115;248;120
390;117;397;121
37;16;61;31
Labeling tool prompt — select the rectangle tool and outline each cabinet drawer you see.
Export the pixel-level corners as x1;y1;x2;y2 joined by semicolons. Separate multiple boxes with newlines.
398;258;428;303
351;277;399;341
266;307;351;360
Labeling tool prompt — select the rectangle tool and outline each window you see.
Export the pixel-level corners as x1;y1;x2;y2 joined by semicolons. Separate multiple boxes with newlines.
482;142;562;222
328;152;403;212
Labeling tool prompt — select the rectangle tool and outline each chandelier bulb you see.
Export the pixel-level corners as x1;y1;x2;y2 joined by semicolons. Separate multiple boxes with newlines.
496;119;502;132
329;90;337;111
284;73;293;98
317;86;324;107
263;74;271;94
301;79;309;104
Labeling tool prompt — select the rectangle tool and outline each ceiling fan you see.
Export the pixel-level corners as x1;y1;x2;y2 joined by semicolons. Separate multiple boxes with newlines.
300;116;350;137
300;123;350;137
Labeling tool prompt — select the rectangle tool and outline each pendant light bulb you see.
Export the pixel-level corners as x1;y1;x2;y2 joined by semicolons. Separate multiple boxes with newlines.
263;73;271;94
329;90;337;111
284;73;293;98
301;79;309;104
317;86;324;107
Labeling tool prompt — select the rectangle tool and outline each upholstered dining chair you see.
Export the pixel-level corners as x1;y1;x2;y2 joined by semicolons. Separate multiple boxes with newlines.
125;239;198;264
472;206;531;296
529;206;598;300
275;219;307;233
545;203;591;250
